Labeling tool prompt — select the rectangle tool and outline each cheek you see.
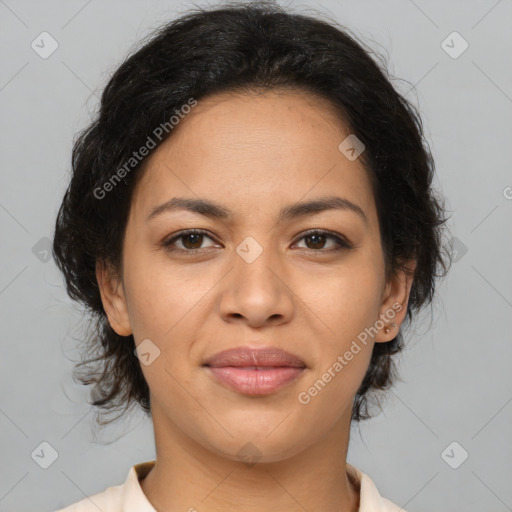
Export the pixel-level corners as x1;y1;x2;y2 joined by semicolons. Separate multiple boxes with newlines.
121;255;204;340
305;258;384;342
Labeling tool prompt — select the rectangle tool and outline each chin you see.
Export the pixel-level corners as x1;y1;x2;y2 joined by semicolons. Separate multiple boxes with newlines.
203;424;313;465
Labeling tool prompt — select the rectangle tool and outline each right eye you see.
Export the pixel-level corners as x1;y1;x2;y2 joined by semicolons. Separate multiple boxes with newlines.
162;229;219;253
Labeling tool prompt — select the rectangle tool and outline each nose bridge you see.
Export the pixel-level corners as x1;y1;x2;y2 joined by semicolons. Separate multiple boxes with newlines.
219;231;293;324
233;233;281;289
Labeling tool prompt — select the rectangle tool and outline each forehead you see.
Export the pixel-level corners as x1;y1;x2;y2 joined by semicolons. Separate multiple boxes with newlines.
131;88;378;231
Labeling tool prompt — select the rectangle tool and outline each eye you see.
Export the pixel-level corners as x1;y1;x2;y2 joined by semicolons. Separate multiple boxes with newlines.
161;229;353;254
162;229;218;252
293;230;352;252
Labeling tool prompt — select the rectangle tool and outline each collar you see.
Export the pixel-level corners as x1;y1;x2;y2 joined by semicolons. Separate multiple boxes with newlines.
119;460;404;512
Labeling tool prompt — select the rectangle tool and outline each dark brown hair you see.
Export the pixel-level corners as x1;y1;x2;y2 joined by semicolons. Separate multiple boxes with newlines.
52;1;452;426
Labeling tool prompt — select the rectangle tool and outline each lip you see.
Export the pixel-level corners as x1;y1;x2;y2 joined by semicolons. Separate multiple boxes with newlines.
204;346;306;368
203;346;307;396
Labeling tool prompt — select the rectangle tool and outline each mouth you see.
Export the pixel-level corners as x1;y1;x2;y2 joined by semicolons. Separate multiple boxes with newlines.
202;346;307;396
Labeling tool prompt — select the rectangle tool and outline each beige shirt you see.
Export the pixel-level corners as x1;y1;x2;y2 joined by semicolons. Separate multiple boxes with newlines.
55;460;406;512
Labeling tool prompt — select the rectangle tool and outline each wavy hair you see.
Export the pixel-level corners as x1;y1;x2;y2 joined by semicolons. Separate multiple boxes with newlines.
52;1;452;426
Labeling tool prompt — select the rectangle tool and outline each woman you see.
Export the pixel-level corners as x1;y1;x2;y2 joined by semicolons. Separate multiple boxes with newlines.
52;2;451;510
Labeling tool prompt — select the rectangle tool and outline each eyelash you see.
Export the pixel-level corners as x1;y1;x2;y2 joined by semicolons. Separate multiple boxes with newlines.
161;229;352;254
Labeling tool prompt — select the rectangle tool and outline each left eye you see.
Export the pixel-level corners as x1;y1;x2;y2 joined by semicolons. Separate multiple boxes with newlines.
162;229;351;253
294;231;351;251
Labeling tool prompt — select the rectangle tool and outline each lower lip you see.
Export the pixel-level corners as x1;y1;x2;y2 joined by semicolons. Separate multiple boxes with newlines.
205;366;305;395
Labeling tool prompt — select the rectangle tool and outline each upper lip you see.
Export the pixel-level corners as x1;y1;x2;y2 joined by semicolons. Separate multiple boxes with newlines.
203;346;306;368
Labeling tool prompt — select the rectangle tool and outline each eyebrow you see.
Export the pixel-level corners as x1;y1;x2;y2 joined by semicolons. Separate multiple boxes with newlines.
146;195;368;225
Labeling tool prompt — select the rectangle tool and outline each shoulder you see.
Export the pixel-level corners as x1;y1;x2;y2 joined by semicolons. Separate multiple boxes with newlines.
381;496;408;512
347;463;408;512
54;483;123;512
53;460;156;512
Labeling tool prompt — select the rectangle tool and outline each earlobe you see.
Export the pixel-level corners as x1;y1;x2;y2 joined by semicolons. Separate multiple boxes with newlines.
95;260;132;337
374;259;417;343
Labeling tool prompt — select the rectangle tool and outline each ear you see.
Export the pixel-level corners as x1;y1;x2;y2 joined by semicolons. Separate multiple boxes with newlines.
95;260;132;337
374;259;417;343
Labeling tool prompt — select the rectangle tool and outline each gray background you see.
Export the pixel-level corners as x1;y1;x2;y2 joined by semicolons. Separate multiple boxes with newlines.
0;0;511;511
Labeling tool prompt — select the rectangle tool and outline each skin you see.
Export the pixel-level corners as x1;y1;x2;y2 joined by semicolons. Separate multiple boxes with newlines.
96;88;416;512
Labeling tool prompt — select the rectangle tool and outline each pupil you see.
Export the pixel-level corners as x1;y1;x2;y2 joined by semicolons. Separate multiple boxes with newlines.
308;234;324;249
186;234;201;248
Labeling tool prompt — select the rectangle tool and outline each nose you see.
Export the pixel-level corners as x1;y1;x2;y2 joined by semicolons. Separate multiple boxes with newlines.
218;241;295;328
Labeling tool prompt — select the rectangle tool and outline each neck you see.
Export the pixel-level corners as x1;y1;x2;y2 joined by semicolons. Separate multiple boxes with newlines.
140;403;360;512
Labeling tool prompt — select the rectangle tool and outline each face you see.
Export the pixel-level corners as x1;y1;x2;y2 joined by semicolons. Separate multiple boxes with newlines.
97;88;414;463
